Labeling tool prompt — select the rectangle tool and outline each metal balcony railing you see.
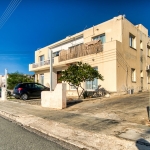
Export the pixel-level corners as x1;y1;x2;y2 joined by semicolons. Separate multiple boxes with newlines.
32;60;50;68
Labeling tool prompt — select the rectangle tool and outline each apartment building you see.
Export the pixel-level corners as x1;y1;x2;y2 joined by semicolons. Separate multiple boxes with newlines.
29;15;150;96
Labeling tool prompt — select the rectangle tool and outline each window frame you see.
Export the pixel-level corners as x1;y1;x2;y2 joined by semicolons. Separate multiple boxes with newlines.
131;68;136;83
40;74;44;85
39;55;45;66
39;55;44;61
147;70;150;84
70;85;76;90
85;67;98;90
92;33;106;44
140;40;143;50
129;33;136;49
147;45;150;57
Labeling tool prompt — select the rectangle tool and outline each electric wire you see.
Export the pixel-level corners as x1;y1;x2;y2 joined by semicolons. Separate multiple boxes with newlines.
0;0;18;23
0;0;22;29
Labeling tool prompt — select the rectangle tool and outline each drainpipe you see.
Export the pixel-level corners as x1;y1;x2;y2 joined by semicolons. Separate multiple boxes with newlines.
49;48;52;91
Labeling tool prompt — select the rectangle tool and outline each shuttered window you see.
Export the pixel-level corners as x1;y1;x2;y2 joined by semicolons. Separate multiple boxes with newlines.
131;68;136;82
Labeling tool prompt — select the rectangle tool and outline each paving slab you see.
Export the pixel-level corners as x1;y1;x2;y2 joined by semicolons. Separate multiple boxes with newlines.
0;92;150;149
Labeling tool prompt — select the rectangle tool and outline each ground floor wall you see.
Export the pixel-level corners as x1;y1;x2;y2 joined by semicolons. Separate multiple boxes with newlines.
34;49;117;97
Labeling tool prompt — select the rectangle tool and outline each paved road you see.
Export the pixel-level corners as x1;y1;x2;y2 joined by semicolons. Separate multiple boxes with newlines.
0;116;70;150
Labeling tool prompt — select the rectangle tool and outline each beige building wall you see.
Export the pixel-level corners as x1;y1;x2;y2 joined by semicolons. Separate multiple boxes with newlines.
29;15;150;96
84;15;122;43
35;46;49;63
117;18;150;93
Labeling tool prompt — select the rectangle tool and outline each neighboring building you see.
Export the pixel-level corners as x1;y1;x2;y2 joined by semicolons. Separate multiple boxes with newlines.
0;74;35;88
29;15;150;96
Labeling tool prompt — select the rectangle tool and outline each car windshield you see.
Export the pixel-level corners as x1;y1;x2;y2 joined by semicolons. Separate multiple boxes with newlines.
34;83;45;90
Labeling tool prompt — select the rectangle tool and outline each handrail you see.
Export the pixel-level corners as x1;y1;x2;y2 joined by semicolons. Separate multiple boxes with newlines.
32;60;50;68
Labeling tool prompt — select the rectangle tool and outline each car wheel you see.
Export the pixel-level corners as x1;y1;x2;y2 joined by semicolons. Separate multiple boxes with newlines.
21;93;28;100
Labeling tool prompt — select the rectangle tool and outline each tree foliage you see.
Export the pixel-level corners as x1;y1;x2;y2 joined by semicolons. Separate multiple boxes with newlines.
7;72;34;89
59;62;104;98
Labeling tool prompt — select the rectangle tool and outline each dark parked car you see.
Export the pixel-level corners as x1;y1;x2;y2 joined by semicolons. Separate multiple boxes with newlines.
13;83;50;100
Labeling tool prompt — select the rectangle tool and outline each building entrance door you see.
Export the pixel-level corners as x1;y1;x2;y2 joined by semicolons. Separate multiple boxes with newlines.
57;71;62;83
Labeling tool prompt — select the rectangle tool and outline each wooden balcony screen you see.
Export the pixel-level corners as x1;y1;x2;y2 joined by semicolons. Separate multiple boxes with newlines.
58;40;103;62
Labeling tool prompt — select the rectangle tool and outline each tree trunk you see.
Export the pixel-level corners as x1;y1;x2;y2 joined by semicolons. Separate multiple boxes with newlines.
79;85;85;98
76;87;80;98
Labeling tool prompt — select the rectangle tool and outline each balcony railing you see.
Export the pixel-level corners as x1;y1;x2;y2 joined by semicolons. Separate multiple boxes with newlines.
58;40;103;62
32;60;50;68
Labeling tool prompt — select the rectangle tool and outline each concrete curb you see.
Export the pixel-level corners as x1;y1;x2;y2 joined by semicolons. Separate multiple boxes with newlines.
0;109;140;150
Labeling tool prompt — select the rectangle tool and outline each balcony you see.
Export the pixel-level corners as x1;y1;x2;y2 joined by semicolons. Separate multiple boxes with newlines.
29;60;50;71
58;40;103;62
33;60;50;68
29;40;116;72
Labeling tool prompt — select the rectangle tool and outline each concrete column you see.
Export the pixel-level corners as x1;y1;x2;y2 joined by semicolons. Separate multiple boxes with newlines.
49;49;53;91
1;87;7;101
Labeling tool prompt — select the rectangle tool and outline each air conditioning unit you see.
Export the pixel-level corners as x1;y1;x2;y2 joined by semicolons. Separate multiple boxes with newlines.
147;65;150;70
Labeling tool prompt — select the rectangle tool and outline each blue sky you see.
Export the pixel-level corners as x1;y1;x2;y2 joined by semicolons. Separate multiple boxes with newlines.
0;0;150;75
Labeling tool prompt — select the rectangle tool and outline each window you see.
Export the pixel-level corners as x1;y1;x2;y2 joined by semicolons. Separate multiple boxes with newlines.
40;74;44;85
57;71;62;83
140;70;143;77
93;34;105;44
140;41;143;50
85;67;98;90
39;55;44;61
69;43;83;49
131;68;136;82
53;51;60;57
129;33;136;49
70;85;76;90
147;71;150;83
147;46;150;57
39;55;44;66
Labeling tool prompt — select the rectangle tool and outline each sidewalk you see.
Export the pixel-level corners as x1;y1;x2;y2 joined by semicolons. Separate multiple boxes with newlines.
0;92;150;150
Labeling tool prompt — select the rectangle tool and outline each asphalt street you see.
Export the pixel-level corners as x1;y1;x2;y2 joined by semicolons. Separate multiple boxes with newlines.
0;116;68;150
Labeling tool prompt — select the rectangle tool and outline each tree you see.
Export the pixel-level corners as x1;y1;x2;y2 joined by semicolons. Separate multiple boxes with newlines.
7;72;34;89
59;62;104;98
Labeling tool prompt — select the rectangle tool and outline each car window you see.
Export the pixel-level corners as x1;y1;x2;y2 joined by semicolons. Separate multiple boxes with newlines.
27;83;34;88
15;83;23;89
34;83;45;90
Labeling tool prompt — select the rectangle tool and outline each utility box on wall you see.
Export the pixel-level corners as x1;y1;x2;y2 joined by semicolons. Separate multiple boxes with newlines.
128;89;134;94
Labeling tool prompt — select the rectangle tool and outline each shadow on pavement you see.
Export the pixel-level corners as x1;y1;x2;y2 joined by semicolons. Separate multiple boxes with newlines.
67;99;83;107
